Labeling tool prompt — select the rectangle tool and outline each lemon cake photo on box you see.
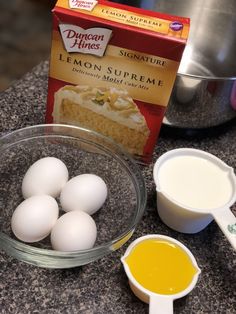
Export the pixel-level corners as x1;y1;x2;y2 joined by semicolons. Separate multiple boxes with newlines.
52;85;150;156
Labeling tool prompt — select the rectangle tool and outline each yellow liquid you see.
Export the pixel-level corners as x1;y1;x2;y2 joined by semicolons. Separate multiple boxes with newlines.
125;238;198;295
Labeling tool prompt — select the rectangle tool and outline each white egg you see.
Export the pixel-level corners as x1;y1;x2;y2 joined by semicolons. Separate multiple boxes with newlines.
11;195;59;243
22;157;69;199
50;211;97;251
60;174;108;215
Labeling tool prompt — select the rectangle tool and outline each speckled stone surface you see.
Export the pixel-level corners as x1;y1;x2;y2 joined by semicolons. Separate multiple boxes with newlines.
0;61;236;313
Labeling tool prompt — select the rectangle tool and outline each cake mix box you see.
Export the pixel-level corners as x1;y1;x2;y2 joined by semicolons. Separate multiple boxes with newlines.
46;0;190;163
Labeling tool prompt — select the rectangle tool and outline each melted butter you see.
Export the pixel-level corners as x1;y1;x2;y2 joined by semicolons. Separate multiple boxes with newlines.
125;238;198;295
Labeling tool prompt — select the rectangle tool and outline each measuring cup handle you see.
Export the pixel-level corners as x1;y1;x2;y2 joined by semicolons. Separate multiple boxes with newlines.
149;295;173;314
212;208;236;250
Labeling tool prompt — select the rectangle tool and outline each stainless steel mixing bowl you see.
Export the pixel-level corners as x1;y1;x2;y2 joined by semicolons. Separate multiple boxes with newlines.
112;0;236;128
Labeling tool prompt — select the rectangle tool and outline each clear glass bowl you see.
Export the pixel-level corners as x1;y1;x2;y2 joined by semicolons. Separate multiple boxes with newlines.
0;124;146;268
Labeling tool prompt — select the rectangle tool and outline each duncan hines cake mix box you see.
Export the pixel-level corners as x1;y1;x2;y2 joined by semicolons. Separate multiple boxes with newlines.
46;0;190;163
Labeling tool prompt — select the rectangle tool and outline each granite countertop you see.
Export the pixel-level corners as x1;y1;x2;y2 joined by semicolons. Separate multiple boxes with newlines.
0;61;236;313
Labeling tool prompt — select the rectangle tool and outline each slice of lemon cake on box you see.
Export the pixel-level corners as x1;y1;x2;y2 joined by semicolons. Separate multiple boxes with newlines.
53;85;150;156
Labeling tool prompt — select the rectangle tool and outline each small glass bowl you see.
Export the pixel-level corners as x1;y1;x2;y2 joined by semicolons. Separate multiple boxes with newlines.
0;124;146;268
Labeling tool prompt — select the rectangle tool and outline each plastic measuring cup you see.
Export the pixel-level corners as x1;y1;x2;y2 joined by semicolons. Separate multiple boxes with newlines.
153;148;236;250
121;235;201;314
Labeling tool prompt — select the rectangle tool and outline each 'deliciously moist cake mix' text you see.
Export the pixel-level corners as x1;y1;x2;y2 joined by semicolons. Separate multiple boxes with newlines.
46;0;190;163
